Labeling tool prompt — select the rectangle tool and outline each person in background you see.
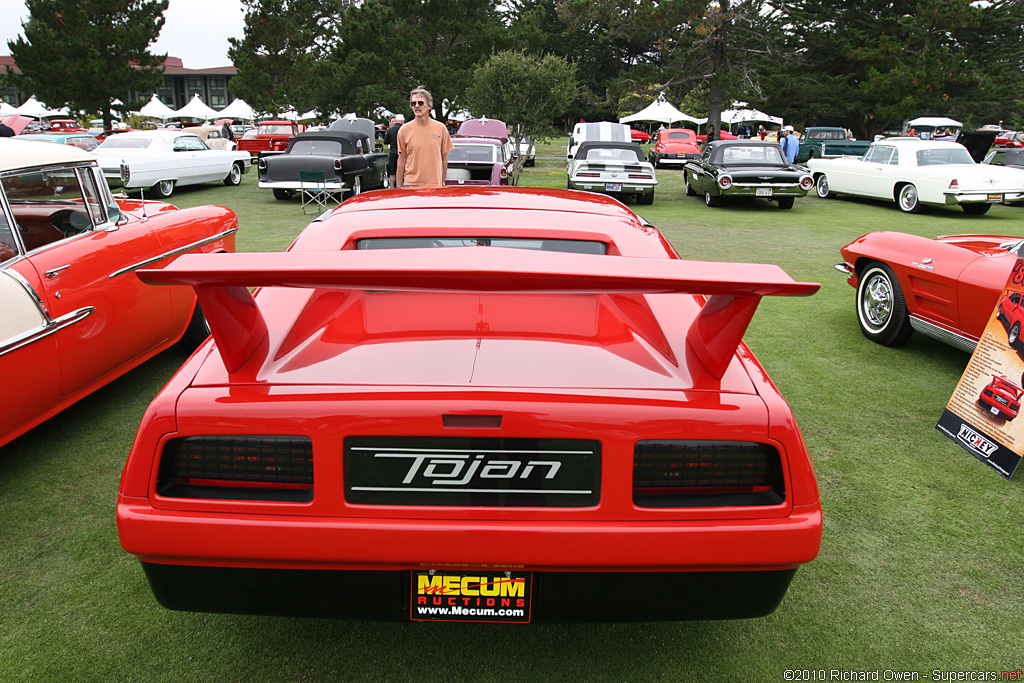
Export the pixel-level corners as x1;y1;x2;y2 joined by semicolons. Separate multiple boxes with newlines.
384;114;404;189
396;88;453;188
780;125;800;163
759;124;767;140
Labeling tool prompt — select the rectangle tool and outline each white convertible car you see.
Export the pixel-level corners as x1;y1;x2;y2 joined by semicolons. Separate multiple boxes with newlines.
93;129;251;198
807;137;1024;214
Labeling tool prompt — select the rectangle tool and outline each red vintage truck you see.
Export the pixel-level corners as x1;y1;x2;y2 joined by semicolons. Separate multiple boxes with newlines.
237;119;302;157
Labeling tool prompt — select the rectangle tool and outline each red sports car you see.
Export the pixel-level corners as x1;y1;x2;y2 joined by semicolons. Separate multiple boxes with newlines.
117;187;822;623
630;128;650;143
997;291;1024;348
648;128;702;167
0;138;237;448
836;232;1024;351
696;129;739;144
978;375;1023;420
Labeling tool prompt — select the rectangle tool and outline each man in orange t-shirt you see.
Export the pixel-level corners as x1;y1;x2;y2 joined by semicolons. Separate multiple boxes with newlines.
396;87;454;188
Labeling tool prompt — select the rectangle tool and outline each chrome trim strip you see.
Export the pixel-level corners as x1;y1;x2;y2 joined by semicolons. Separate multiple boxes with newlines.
0;306;94;358
108;228;238;278
909;315;977;353
4;267;52;322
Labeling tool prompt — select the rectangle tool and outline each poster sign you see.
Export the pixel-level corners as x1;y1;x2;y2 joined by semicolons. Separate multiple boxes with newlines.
937;258;1024;479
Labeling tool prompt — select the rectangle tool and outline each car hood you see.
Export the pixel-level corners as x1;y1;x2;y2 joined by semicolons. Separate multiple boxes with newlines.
190;289;757;394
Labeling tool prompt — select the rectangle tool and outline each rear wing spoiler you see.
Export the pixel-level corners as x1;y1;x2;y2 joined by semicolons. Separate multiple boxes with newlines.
139;249;818;378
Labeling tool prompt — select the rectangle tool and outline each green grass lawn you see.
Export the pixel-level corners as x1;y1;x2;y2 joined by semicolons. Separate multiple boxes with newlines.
2;150;1023;682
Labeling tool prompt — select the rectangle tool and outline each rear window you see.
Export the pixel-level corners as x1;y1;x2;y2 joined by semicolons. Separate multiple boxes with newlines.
355;237;607;254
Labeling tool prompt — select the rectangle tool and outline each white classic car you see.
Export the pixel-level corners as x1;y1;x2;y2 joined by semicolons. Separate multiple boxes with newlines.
567;141;657;205
807;137;1024;214
93;129;251;198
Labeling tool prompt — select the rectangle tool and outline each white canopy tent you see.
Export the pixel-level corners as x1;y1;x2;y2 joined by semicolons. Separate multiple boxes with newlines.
217;98;256;121
139;94;177;121
0;101;16;115
720;103;782;127
619;93;703;126
15;96;68;118
174;94;220;121
909;116;962;128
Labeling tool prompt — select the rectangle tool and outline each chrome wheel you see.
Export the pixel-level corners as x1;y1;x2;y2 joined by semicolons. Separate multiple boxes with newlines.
856;262;913;346
897;184;920;213
152;179;175;198
815;174;832;198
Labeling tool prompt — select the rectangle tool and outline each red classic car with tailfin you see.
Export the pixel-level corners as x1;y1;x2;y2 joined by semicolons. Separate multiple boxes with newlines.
117;186;821;623
0;138;237;449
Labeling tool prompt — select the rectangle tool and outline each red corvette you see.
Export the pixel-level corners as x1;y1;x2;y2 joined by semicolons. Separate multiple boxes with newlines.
836;232;1024;351
0;138;237;448
117;187;822;622
979;375;1023;420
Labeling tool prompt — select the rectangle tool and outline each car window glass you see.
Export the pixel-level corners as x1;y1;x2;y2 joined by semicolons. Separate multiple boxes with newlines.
0;209;18;262
356;237;607;254
916;148;975;166
1;166;95;252
69;136;99;151
77;167;107;225
449;145;496;162
291;140;344;155
719;145;784;164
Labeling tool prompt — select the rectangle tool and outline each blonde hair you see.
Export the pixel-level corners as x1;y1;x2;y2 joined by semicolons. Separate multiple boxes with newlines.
410;87;433;108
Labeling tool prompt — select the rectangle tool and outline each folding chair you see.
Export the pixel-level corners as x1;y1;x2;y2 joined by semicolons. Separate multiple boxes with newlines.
299;170;338;214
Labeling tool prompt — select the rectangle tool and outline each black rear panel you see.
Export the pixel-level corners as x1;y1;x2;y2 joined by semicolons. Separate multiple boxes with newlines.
344;436;601;507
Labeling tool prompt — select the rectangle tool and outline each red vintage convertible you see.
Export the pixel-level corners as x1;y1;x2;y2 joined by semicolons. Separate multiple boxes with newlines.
837;231;1024;351
0;138;237;448
118;186;822;623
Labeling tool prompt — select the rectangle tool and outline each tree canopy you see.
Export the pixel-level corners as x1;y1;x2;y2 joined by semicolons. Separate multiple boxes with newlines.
463;49;579;153
7;0;168;128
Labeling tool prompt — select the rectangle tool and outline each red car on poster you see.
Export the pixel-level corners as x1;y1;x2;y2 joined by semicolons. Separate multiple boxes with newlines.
978;375;1023;420
0;138;237;449
117;186;822;623
836;232;1024;351
997;290;1024;348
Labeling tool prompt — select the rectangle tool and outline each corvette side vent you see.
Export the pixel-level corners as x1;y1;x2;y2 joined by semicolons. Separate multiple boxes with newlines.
633;440;784;508
157;435;313;502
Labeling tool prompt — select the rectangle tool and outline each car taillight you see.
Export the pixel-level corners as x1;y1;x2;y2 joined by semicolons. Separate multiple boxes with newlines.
948;179;959;190
157;435;313;502
800;175;814;190
628;174;653;179
257;158;267;171
576;172;600;177
633;440;784;507
334;159;343;172
718;175;733;190
500;168;508;179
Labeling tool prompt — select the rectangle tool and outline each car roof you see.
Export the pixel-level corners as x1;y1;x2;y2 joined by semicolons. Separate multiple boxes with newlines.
0;138;94;172
290;130;368;143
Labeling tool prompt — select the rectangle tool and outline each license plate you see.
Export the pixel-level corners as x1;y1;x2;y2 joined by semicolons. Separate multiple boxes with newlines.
411;570;532;623
987;194;1003;202
991;406;1001;415
756;188;773;197
605;183;622;192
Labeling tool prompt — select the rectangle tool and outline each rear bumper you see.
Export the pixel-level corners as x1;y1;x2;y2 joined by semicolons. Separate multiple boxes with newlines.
722;184;810;198
259;179;346;191
944;188;1024;204
139;562;799;621
118;500;821;570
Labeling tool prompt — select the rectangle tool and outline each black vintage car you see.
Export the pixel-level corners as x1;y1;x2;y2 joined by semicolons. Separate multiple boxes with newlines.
684;140;814;209
257;118;388;200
